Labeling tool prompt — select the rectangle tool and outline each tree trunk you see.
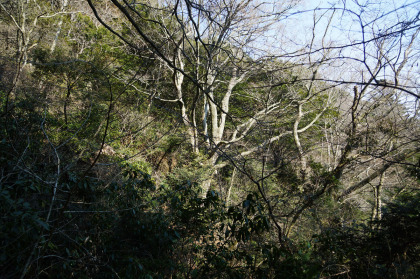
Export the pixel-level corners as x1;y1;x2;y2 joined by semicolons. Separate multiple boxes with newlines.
200;154;219;198
50;0;69;53
226;167;236;206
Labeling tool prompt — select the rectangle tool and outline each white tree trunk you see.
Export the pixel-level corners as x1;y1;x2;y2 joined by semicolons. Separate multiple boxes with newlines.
50;0;69;53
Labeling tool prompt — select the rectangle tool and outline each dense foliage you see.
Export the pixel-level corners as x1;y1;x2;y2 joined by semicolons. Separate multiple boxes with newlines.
1;0;419;278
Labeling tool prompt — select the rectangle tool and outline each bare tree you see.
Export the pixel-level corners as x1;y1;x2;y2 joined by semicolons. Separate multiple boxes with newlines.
86;0;419;243
274;0;420;236
86;0;333;195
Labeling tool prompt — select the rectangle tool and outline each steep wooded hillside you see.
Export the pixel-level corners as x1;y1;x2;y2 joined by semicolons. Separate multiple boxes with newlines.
1;0;419;278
